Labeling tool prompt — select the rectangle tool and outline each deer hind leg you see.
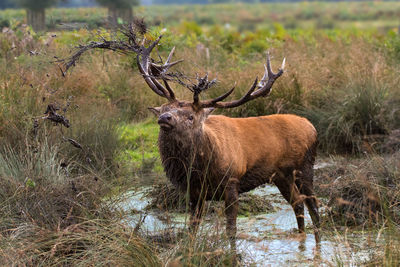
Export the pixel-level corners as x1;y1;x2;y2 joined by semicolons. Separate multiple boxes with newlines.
296;143;321;243
273;173;305;233
296;172;320;243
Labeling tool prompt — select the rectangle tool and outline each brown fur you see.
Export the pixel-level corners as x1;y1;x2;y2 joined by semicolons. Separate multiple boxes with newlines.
154;101;320;247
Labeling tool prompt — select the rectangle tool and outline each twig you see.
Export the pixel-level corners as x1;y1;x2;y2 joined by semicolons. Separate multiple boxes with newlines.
42;104;70;128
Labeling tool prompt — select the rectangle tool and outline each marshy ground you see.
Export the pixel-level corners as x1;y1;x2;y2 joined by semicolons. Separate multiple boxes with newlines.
122;155;400;266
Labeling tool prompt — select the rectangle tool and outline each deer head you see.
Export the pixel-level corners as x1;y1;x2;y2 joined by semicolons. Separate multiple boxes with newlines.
138;36;286;136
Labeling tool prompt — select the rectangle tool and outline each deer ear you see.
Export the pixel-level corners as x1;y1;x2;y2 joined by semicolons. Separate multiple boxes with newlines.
204;108;215;116
148;107;161;116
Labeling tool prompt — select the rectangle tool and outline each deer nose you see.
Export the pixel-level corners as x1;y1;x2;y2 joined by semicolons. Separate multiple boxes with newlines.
158;112;173;124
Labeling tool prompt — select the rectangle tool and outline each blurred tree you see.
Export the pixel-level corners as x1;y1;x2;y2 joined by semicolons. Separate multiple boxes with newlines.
96;0;139;27
0;0;17;9
16;0;59;31
58;0;97;7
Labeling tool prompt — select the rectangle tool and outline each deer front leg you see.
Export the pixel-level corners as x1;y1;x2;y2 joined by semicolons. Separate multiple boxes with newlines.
225;178;239;252
189;195;205;235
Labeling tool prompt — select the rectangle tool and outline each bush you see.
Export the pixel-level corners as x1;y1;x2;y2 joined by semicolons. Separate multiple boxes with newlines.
386;29;400;62
303;85;390;153
0;18;10;29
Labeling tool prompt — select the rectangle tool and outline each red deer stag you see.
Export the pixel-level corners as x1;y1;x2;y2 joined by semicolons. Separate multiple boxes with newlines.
137;36;320;250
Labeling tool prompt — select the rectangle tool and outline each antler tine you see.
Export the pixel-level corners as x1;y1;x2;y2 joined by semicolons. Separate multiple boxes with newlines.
151;46;184;73
137;36;180;101
163;79;175;100
191;73;218;106
209;83;236;104
250;52;285;97
146;35;162;53
166;46;175;64
137;54;167;98
265;51;274;79
258;64;268;89
199;52;285;109
161;59;184;69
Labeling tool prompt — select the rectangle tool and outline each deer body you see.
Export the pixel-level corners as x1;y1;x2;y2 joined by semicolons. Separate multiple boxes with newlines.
155;103;320;249
135;35;321;255
160;114;317;199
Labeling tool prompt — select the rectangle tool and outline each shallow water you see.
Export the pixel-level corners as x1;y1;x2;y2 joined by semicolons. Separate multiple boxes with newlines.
120;185;382;266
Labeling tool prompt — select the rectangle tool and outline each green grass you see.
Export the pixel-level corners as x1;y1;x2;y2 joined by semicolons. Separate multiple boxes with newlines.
118;119;162;173
1;2;400;31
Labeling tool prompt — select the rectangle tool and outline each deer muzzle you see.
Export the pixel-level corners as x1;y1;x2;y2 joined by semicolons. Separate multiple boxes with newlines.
158;112;174;130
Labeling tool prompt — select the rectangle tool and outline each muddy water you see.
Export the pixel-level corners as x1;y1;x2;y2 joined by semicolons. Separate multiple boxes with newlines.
120;185;381;266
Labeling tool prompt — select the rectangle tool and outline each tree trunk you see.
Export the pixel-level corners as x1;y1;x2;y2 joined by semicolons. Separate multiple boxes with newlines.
107;7;133;28
26;8;46;32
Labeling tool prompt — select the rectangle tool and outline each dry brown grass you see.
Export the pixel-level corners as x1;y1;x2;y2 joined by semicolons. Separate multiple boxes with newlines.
0;220;160;266
315;152;400;226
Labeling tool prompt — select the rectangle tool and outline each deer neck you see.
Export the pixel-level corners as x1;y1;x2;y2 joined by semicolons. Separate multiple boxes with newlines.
158;127;214;190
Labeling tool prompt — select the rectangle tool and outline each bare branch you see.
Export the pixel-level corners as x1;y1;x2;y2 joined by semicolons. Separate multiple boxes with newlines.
43;104;70;128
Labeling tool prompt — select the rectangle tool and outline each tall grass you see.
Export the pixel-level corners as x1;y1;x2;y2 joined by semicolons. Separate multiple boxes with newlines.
0;10;400;265
315;152;400;226
0;24;161;265
313;151;400;266
0;219;160;266
161;226;236;266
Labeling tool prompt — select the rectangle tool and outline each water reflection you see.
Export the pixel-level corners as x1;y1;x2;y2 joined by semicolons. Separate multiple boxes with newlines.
120;185;382;266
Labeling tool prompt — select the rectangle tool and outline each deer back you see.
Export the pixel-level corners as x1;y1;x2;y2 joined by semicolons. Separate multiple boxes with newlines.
203;114;317;181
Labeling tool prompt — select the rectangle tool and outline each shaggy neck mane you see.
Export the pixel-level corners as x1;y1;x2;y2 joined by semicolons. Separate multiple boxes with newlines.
158;127;215;191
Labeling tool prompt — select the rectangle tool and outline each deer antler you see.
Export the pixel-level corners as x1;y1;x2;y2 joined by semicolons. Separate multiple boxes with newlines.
136;35;285;109
198;52;285;109
59;21;184;102
61;19;285;109
137;36;183;102
190;73;218;106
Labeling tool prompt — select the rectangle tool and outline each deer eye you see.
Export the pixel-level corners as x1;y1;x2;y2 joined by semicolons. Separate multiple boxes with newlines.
188;115;194;121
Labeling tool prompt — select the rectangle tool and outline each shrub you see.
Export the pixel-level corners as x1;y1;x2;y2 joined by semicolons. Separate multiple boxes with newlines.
385;29;400;62
303;85;389;153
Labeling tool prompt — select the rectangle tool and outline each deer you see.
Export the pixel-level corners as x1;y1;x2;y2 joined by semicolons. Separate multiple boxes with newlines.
59;21;320;260
135;35;321;255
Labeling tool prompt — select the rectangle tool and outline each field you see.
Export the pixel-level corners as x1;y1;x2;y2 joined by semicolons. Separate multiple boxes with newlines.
1;2;400;266
1;2;400;31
